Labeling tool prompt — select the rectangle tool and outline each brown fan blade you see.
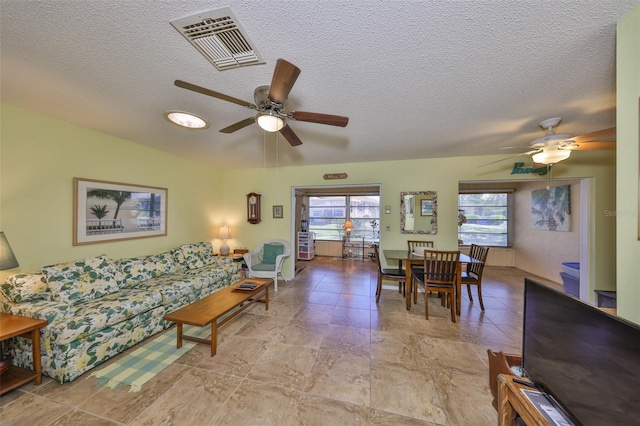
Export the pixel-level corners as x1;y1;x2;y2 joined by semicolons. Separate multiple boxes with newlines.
290;111;349;127
219;117;256;134
175;80;255;109
279;124;303;146
570;127;616;144
268;59;301;105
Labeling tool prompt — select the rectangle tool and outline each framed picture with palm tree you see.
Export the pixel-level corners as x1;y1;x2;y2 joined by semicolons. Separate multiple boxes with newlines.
73;177;167;245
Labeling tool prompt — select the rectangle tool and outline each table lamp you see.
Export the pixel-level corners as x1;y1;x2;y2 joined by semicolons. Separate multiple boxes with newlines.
343;220;354;240
0;231;19;270
218;226;231;255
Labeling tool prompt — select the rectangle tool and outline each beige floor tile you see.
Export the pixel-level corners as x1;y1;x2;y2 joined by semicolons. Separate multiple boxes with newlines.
246;342;318;390
305;348;371;406
130;369;242;426
370;359;447;424
431;369;497;426
294;393;371;425
211;379;301;426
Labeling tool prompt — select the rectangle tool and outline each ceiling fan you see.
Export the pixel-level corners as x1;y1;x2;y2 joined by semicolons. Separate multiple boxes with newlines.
480;117;616;167
174;59;349;146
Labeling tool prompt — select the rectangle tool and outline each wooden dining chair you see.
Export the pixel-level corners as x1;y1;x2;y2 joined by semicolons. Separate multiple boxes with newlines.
407;240;434;251
406;240;435;275
373;245;406;302
462;244;489;310
412;250;459;322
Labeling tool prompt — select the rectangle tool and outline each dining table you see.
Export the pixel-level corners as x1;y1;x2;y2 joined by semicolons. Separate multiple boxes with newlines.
383;249;483;313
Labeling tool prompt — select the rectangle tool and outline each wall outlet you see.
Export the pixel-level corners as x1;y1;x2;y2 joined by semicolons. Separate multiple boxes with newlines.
385;225;390;231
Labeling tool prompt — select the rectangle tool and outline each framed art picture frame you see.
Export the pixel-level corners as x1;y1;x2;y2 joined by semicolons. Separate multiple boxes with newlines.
421;199;434;216
273;205;284;219
73;177;167;245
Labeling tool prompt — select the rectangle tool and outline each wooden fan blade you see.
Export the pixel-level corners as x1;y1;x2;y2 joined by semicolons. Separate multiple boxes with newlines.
279;124;303;146
268;59;301;105
290;111;349;127
175;80;255;108
219;117;256;134
478;150;540;168
570;127;616;144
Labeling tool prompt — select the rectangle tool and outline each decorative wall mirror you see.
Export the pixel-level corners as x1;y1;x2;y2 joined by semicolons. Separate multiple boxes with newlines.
400;191;437;234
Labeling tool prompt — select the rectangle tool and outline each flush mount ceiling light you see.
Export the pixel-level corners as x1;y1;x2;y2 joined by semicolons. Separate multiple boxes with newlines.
256;111;284;132
164;110;209;129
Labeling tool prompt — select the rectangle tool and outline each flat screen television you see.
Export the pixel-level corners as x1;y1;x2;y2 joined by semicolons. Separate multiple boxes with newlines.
522;278;640;426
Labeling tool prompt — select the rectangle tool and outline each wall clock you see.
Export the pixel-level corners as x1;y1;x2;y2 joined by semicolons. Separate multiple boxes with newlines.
247;192;261;224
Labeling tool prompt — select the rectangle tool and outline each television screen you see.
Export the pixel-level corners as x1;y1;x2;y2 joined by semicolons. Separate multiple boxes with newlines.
523;278;640;426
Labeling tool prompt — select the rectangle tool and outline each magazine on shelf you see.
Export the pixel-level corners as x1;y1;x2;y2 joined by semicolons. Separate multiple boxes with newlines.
520;389;576;426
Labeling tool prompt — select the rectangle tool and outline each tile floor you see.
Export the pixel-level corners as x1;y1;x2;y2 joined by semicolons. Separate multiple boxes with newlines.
0;257;561;425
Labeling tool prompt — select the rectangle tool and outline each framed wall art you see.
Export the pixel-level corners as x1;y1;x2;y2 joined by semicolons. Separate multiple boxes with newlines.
73;177;167;245
273;205;284;219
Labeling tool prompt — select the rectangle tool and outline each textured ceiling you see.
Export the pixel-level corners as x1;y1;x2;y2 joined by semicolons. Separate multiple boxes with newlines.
1;1;637;169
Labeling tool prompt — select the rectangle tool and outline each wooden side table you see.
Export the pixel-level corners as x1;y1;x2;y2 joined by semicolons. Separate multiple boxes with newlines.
0;313;48;394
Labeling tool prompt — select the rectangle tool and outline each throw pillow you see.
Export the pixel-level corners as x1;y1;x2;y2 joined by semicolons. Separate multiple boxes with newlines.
42;255;121;305
0;273;51;303
263;243;284;264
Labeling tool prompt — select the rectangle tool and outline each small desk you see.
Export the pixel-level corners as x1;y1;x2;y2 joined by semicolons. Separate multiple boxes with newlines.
383;250;480;312
0;313;48;394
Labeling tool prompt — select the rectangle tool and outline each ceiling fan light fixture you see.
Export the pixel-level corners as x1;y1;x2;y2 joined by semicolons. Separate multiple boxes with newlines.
164;110;209;129
257;112;284;132
532;148;571;164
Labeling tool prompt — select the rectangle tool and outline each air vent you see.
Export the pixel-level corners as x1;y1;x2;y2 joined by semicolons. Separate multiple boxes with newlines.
170;7;265;71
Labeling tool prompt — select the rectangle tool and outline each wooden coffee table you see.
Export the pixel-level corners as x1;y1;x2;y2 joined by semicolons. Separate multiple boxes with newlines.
0;313;48;394
163;278;272;356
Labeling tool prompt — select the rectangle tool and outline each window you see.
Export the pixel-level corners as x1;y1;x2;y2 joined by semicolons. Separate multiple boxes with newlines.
308;195;380;240
458;191;513;247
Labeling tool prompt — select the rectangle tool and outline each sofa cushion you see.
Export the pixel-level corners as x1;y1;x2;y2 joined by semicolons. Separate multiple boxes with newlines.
46;287;163;345
263;243;284;264
172;242;215;270
42;255;122;305
142;273;209;304
0;273;51;303
251;263;276;272
1;298;76;325
118;251;177;288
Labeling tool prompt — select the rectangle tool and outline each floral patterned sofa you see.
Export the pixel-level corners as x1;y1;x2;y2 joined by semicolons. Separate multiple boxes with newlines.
0;241;241;383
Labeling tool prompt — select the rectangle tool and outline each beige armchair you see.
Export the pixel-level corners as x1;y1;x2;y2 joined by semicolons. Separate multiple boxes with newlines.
242;239;291;291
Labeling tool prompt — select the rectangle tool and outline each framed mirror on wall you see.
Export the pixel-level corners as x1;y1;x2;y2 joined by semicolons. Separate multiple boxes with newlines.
401;191;437;234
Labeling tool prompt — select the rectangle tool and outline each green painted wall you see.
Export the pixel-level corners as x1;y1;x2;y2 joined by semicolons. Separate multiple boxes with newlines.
616;5;640;324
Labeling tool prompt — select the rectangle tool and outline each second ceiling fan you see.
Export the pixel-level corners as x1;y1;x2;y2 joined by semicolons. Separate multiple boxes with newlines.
480;117;616;167
175;58;349;146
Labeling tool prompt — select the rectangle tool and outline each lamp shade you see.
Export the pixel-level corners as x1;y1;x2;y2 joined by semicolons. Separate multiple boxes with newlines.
0;232;19;270
343;220;354;230
218;225;231;240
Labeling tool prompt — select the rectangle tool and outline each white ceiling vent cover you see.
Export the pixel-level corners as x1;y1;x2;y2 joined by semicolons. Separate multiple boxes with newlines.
170;7;265;71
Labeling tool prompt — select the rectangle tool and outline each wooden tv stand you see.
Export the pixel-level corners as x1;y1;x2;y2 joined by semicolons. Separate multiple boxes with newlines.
497;374;550;426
